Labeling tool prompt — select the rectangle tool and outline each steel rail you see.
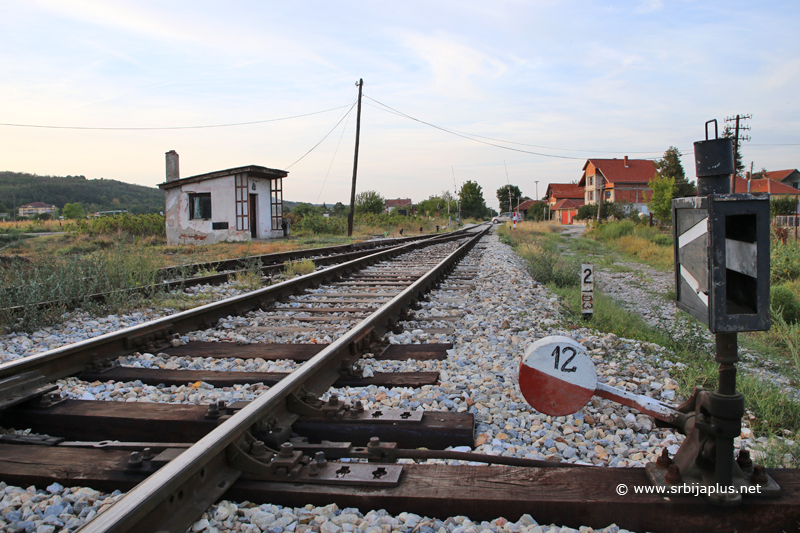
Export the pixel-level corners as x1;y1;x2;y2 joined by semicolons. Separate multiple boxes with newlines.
0;230;478;410
78;225;488;533
158;228;470;279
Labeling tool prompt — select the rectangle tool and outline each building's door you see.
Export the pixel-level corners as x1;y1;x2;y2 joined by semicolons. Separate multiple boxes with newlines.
249;194;257;238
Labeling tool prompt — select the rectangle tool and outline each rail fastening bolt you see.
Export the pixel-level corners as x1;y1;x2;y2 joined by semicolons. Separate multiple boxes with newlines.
251;441;268;457
368;437;381;448
656;449;672;468
314;451;328;469
279;442;294;458
128;451;143;469
737;449;753;469
664;464;681;485
751;464;768;485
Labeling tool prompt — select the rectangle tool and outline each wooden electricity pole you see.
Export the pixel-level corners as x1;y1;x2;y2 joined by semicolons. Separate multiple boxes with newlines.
347;78;364;237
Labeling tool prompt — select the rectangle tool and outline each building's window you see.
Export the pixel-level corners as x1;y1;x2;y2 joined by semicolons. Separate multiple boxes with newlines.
588;191;594;201
189;193;212;220
588;176;593;186
605;191;611;199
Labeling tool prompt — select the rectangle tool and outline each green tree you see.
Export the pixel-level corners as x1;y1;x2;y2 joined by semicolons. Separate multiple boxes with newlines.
62;202;85;219
459;181;490;219
417;195;448;217
523;201;548;221
331;202;347;217
722;126;745;177
656;146;695;198
752;167;769;180
647;173;675;223
354;190;384;214
496;184;523;213
771;196;798;217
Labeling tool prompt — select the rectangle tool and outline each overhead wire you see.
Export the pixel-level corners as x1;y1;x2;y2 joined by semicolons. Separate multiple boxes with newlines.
365;94;800;158
316;94;356;203
363;95;594;161
285;101;357;170
0;104;353;131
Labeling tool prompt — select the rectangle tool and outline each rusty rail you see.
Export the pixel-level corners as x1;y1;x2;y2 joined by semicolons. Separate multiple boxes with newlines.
77;225;488;532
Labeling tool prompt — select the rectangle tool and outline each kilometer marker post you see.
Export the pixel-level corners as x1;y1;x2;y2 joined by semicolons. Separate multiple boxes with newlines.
581;263;594;321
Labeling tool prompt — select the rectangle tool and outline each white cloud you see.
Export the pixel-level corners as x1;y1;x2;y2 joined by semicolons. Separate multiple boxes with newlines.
402;32;507;99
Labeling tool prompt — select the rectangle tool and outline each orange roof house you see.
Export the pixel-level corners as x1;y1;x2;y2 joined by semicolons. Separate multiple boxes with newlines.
383;198;413;214
733;177;800;196
764;169;800;190
551;198;584;224
578;157;657;208
543;183;584;208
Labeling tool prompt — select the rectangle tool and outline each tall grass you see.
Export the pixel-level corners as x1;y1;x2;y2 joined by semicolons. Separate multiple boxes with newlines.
589;221;673;270
0;247;166;332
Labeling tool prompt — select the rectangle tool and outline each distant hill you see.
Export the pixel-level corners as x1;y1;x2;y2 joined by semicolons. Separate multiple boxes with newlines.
0;171;163;215
0;171;312;217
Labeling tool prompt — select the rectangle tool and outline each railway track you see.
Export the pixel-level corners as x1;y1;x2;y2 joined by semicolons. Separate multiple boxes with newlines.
0;224;798;533
0;229;464;317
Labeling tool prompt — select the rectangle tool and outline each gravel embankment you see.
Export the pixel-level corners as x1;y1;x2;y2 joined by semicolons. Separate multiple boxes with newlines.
0;233;774;533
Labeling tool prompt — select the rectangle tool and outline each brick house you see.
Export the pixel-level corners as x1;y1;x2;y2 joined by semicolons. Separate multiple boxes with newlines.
764;169;800;190
384;198;413;215
542;183;584;222
551;198;584;224
578;157;657;213
734;176;800;197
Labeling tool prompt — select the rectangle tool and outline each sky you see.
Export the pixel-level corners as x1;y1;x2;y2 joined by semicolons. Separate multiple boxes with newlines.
1;1;799;210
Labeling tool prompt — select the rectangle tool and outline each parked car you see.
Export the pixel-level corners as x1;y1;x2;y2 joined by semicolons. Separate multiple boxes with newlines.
492;212;515;224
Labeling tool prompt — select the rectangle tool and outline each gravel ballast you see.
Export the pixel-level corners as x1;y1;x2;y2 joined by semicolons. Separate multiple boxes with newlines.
0;231;789;532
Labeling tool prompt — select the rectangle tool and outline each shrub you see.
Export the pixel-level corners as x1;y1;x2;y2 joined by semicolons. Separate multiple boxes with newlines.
517;242;580;288
771;285;800;325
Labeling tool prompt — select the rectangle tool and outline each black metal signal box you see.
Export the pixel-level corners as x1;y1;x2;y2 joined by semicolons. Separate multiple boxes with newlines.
673;193;771;332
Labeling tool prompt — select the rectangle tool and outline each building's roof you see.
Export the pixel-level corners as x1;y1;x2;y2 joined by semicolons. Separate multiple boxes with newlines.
734;177;800;195
545;183;584;199
765;169;800;182
580;158;658;186
19;202;55;208
517;199;538;211
385;198;412;208
158;165;288;190
552;198;584;210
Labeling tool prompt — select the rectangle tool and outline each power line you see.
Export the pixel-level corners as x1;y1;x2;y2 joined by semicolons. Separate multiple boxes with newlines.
0;104;353;131
364;95;671;160
363;95;585;160
285;101;357;170
316;100;354;203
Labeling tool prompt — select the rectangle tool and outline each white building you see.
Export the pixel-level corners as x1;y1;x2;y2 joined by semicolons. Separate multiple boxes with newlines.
158;151;287;246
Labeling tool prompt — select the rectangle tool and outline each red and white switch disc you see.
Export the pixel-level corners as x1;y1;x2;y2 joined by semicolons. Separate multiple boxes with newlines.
518;336;596;416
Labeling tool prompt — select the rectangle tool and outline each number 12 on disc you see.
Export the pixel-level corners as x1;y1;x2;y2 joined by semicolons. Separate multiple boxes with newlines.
518;336;596;416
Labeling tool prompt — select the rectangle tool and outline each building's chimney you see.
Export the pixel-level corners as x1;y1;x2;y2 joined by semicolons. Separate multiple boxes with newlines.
624;155;629;168
166;150;179;182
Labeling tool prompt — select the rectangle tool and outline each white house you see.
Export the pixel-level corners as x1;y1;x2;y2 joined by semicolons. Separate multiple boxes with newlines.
158;151;288;246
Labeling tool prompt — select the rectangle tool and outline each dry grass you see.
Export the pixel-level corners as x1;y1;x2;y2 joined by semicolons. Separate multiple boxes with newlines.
283;259;316;278
612;235;674;270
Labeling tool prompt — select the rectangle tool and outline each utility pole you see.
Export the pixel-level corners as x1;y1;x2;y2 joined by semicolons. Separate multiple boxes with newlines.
725;113;752;192
507;185;511;214
347;78;363;237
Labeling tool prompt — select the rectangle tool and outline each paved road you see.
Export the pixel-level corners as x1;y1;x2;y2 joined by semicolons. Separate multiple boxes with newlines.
559;224;586;238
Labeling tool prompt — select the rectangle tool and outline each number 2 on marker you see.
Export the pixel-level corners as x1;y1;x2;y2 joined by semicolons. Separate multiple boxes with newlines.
583;268;592;284
550;345;578;373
